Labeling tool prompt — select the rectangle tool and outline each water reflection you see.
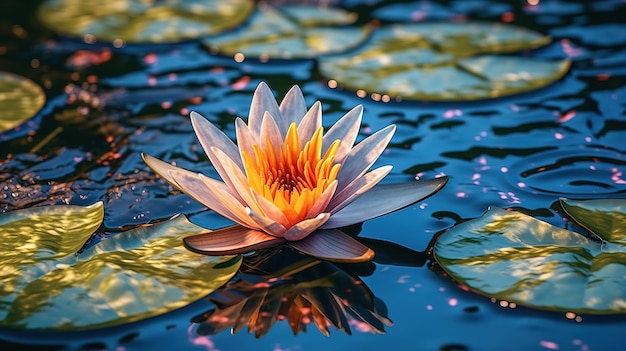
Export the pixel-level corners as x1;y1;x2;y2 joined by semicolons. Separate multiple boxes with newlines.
507;146;626;197
192;236;428;338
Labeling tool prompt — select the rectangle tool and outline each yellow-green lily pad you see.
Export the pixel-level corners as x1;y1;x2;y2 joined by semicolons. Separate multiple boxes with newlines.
0;72;46;133
203;4;371;60
319;22;570;101
434;199;626;314
36;0;254;44
0;202;241;330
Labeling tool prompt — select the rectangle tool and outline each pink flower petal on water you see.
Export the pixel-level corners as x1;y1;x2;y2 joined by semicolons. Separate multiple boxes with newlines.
322;105;363;162
168;169;257;228
260;111;284;152
250;190;293;228
288;229;375;263
209;146;264;214
305;180;338;219
142;153;194;191
249;82;281;136
283;213;330;241
183;225;285;255
190;111;243;170
246;207;287;237
327;165;392;214
321;177;448;229
278;84;307;134
336;124;396;190
235;117;257;159
297;101;322;148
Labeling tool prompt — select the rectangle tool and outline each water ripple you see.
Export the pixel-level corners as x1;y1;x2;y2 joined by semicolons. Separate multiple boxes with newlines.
508;146;626;197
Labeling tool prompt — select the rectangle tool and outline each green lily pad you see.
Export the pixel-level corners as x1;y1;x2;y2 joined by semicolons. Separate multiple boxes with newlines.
561;198;626;245
318;22;570;101
204;4;371;60
433;199;626;314
0;202;241;330
36;0;254;44
0;72;46;133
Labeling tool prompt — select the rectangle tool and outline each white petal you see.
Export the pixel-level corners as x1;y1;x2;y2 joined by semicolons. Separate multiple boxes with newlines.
249;82;280;135
322;105;363;163
287;229;374;263
327;165;392;214
278;84;307;134
235;117;257;159
246;207;286;237
305;180;338;218
260;111;284;152
284;213;330;241
168;169;258;228
210;147;265;215
321;178;448;229
190;111;243;170
297;101;322;148
142;153;193;190
250;190;291;228
336;125;396;190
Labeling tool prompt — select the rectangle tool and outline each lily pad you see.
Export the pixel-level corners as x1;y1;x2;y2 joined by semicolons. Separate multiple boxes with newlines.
203;4;371;60
36;0;254;44
0;72;46;133
433;199;626;314
318;22;570;101
0;202;241;330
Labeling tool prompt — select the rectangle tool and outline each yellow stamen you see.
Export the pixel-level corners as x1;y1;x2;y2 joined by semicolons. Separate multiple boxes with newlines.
242;123;341;227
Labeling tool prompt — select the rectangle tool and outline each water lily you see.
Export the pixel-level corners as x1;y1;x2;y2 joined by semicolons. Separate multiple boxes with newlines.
142;82;446;262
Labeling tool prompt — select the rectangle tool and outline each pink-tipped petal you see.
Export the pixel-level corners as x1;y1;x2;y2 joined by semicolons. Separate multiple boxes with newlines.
336;125;396;189
249;82;281;136
169;169;252;228
283;213;330;241
251;190;292;228
235;117;257;159
305;180;338;219
183;225;285;255
209;147;264;214
278;85;307;134
168;169;257;228
190;111;243;170
246;207;287;237
288;229;375;263
142;153;194;191
260;111;284;152
322;105;363;162
321;177;448;229
327;165;392;214
297;101;322;148
196;173;260;228
204;147;247;206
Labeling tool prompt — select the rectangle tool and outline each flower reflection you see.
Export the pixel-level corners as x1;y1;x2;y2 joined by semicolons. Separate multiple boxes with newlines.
142;82;447;262
190;241;426;338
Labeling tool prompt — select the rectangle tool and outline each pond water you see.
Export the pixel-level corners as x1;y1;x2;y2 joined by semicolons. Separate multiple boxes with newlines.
1;0;626;350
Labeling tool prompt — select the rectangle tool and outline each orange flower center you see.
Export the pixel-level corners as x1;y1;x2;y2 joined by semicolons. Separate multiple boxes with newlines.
242;123;341;228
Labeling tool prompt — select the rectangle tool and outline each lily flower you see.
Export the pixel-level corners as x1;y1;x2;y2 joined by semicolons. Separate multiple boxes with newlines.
142;82;446;262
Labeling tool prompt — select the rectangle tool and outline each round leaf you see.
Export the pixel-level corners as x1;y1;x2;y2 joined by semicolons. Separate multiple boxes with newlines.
0;203;242;330
0;72;46;133
36;0;254;44
561;198;626;245
204;5;370;60
319;22;570;101
434;204;626;314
